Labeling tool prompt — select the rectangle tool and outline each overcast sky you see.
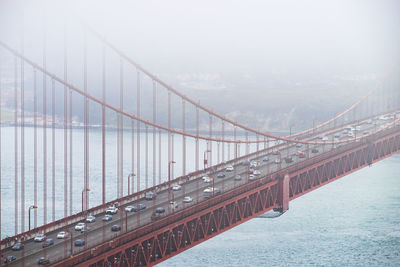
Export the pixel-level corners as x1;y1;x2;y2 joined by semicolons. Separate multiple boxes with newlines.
0;0;399;130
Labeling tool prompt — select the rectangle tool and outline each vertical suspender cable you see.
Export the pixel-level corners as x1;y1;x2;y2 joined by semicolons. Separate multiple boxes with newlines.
33;69;37;227
102;45;106;205
209;115;212;166
63;22;68;218
51;79;55;222
14;55;19;234
158;129;161;184
195;107;199;171
69;88;73;215
21;37;25;232
153;81;156;186
120;58;124;195
137;71;141;192
131;120;134;193
221;121;224;163
182;100;186;176
168;91;171;174
145;125;148;188
43;21;48;225
83;30;89;210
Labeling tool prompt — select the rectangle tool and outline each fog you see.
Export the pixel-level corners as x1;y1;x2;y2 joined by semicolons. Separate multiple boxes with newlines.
0;0;399;130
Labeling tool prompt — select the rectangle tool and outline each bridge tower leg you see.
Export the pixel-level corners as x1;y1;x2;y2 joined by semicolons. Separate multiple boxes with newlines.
278;173;290;212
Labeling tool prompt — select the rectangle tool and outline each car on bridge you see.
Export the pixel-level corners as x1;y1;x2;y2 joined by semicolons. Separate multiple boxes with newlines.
253;170;261;176
183;196;193;203
81;226;92;234
249;174;256;180
74;239;85;247
296;143;303;148
284;157;293;163
203;177;212;183
86;215;96;223
311;148;319;153
235;174;241;180
102;214;113;221
172;184;182;191
34;233;46;242
272;149;279;155
11;242;24;251
203;187;221;198
57;231;68;239
263;156;269;162
145;191;157;200
125;204;146;212
298;151;305;158
2;255;16;264
42;238;54;248
217;172;225;178
106;206;118;214
37;257;50;265
74;222;86;231
274;158;281;164
226;165;234;172
156;207;165;214
111;225;121;232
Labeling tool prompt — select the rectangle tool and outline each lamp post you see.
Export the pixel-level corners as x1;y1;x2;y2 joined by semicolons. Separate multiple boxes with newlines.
127;173;136;195
203;150;211;171
81;188;90;212
28;205;38;231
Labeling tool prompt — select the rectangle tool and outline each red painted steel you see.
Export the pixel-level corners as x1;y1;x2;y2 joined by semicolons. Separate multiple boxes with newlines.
54;126;400;267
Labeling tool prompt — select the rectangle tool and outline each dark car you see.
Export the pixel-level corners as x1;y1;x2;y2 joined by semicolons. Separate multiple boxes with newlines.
133;203;146;212
38;257;50;265
74;239;85;247
102;214;112;221
42;238;54;248
151;212;164;221
111;225;121;232
311;148;319;153
11;242;24;251
2;255;17;263
217;173;225;178
145;191;157;200
284;157;293;163
155;207;165;214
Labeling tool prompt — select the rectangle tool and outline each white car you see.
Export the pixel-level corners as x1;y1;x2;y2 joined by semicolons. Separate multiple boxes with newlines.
183;196;193;203
226;165;234;172
249;174;256;180
86;216;96;223
322;136;329;141
253;170;261;176
203;177;212;183
234;175;242;180
172;185;182;191
57;231;68;239
274;158;281;164
106;206;118;215
75;222;86;231
34;234;46;242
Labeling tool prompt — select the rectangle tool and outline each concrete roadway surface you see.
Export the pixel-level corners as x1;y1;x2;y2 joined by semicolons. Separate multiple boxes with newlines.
2;113;397;267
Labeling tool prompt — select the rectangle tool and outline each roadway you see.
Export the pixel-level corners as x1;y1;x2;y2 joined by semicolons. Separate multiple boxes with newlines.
2;112;398;266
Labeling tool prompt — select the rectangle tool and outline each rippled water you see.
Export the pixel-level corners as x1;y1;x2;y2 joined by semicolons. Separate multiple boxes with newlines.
158;154;400;267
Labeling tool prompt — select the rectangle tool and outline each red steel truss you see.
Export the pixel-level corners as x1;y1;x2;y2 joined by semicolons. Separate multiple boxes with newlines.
54;126;400;267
